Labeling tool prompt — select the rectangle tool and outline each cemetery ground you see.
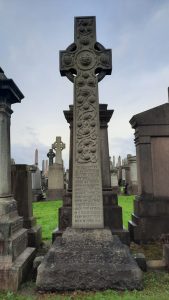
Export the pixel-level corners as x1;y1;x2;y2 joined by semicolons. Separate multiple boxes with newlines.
0;197;169;300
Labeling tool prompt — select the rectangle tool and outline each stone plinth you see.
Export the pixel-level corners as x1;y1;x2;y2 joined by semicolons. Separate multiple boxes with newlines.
47;163;64;200
55;104;129;244
37;228;142;291
129;103;169;243
11;164;42;248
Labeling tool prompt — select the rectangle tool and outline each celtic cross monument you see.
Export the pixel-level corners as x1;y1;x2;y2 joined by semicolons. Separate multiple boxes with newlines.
60;16;112;228
36;17;142;291
52;136;65;164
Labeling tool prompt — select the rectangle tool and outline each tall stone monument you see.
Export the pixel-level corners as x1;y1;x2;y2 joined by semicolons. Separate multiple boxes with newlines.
129;101;169;242
47;137;65;200
32;149;42;201
36;16;142;291
0;67;36;291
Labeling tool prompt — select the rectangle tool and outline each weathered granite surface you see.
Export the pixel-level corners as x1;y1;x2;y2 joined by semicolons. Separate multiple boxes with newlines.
37;228;142;291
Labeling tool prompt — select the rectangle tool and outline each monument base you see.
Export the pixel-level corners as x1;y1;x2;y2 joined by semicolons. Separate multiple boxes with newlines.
27;225;42;248
0;197;36;291
32;189;42;202
54;191;130;245
129;196;169;243
0;247;36;291
47;189;64;200
37;228;142;291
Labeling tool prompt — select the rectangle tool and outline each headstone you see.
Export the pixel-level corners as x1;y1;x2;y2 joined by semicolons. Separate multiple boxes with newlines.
36;16;142;291
11;164;42;248
32;149;42;201
127;155;138;195
129;101;169;242
0;67;36;291
111;169;119;192
47;137;65;200
110;157;119;193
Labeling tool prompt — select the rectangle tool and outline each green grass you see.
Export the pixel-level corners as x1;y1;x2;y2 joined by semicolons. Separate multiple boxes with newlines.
118;195;134;228
1;272;169;299
33;196;134;241
33;200;62;240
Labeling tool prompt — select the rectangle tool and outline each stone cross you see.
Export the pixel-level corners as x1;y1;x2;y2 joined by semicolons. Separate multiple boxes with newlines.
60;16;112;228
47;148;55;166
52;136;65;164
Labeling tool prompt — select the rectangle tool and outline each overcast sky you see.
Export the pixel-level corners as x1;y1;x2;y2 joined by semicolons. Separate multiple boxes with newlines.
0;0;169;169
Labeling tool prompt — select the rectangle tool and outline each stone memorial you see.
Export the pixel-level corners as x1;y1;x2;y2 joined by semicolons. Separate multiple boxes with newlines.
11;164;42;248
127;155;138;195
129;100;169;242
47;137;65;200
36;17;142;291
53;104;129;243
110;169;119;193
41;159;48;192
32;149;42;201
0;67;36;291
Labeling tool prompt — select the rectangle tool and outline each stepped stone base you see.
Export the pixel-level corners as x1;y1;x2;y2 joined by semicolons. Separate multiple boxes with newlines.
129;197;169;243
0;247;36;291
54;191;130;245
27;225;42;248
37;228;142;291
0;197;36;291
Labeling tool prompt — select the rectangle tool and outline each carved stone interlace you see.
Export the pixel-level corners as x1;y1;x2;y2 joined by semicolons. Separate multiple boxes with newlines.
75;72;97;163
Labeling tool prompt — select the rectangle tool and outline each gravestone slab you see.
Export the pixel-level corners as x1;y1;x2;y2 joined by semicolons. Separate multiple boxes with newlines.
47;137;65;200
11;164;42;248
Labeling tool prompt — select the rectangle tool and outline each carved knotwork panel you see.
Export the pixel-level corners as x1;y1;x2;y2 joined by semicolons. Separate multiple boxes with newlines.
75;72;99;163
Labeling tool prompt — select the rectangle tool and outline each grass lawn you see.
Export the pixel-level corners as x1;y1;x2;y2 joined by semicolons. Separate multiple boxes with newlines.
0;196;166;299
118;195;134;228
33;200;63;240
32;196;134;241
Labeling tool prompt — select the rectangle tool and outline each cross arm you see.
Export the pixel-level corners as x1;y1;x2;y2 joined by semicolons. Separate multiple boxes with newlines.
60;43;77;83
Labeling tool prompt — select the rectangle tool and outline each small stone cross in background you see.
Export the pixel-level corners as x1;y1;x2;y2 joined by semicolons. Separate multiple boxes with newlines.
52;136;65;164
